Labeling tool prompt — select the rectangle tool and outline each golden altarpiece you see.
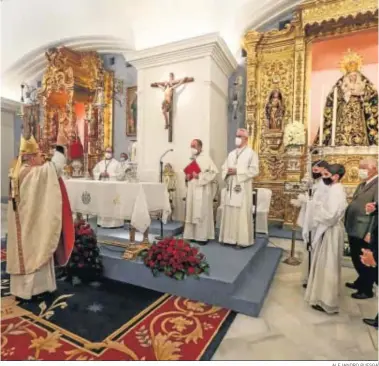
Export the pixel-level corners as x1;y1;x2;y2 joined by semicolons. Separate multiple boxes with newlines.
38;47;114;176
243;0;378;226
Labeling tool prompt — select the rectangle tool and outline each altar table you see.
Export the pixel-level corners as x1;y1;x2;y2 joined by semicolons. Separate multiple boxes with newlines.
64;180;171;234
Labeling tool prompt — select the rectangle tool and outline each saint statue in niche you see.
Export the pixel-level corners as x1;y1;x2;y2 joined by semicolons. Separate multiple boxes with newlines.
265;89;285;130
126;86;137;136
315;49;378;146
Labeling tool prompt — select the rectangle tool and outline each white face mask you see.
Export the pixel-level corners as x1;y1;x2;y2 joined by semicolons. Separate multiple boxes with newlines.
120;157;125;162
105;152;112;160
191;148;198;156
235;137;242;147
358;169;369;180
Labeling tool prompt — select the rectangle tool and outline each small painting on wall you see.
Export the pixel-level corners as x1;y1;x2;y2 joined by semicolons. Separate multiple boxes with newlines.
126;86;137;136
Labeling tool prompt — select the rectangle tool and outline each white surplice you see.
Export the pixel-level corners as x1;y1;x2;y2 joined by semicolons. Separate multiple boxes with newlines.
304;182;347;314
183;152;218;242
92;158;125;227
219;146;259;247
120;160;131;177
297;179;329;284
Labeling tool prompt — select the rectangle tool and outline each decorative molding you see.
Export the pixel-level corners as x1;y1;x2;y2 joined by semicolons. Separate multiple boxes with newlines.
1;97;21;113
204;81;228;101
126;33;238;77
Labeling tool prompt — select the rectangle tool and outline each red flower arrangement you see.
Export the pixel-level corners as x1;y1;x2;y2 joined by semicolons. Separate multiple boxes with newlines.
139;237;210;280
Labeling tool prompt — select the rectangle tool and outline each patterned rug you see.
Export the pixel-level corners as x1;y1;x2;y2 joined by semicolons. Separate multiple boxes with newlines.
1;258;235;361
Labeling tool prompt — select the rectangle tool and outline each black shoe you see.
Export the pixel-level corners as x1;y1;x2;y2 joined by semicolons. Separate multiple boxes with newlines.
345;282;358;290
302;284;307;289
351;292;374;300
312;304;325;313
363;318;378;328
197;241;208;246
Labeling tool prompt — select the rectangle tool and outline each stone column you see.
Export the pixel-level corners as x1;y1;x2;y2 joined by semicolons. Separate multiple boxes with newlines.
126;33;237;221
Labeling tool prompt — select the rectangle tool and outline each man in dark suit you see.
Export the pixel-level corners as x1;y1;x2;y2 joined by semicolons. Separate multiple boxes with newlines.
361;201;378;328
345;158;378;299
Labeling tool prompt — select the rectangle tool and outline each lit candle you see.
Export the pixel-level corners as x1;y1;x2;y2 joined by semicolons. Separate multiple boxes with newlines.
319;86;325;147
307;89;312;146
331;87;337;146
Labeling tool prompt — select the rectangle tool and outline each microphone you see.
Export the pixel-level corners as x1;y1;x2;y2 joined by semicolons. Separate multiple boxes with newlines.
160;148;173;162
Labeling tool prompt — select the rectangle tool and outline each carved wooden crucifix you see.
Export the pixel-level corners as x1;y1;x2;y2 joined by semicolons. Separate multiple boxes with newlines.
151;72;194;142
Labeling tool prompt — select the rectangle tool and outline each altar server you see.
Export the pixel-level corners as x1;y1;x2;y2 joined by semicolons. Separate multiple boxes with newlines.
120;153;131;172
304;164;348;314
183;139;218;244
219;128;259;248
93;147;124;228
292;160;329;287
7;132;74;301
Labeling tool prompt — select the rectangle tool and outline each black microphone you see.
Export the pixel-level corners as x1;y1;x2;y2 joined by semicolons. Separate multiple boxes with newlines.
160;148;173;163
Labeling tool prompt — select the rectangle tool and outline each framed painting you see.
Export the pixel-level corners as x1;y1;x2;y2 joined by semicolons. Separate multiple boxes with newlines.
126;86;137;136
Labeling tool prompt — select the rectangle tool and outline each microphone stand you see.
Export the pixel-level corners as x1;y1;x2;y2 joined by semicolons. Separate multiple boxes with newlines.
155;149;173;240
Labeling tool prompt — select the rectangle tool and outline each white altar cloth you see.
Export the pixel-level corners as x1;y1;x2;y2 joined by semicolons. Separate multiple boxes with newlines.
64;180;171;233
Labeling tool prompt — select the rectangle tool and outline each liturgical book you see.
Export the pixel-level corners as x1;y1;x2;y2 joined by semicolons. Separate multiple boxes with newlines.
184;160;201;181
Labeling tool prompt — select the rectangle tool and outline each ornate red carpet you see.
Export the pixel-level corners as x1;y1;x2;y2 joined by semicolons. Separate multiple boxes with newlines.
1;243;234;361
2;294;232;361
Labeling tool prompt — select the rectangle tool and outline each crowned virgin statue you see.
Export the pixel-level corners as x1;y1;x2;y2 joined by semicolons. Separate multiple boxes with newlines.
315;50;378;146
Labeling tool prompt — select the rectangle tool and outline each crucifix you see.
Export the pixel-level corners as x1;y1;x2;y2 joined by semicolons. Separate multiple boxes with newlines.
151;72;194;142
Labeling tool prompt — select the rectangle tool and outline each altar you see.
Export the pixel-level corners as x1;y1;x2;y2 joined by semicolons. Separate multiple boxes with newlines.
64;180;171;234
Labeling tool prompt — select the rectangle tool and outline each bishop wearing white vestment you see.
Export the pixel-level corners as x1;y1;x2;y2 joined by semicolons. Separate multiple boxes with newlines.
7;133;74;301
219;129;259;247
183;139;218;244
304;164;348;314
93;147;125;227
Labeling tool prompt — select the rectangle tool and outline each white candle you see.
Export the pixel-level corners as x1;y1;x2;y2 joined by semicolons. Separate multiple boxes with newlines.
20;103;24;116
319;86;325;147
307;89;312;146
331;86;337;146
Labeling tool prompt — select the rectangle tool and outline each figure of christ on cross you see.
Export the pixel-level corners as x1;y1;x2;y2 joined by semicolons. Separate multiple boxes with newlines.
151;73;194;142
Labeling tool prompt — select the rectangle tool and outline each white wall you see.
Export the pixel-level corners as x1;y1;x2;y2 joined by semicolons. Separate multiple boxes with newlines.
1;109;15;199
130;34;236;220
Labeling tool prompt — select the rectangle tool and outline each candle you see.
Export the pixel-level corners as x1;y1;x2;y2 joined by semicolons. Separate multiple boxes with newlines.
87;104;92;120
331;87;337;146
307;89;312;146
319;86;325;147
84;121;88;153
20;103;24;116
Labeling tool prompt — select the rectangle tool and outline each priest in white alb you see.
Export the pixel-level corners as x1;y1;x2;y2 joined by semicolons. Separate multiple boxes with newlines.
219;128;259;248
7;131;74;301
92;146;125;228
304;164;348;314
183;139;218;244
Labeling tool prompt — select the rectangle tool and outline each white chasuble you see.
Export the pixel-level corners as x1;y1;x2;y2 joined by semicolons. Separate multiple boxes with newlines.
183;153;218;242
219;147;259;247
92;158;125;228
304;182;347;314
7;158;64;300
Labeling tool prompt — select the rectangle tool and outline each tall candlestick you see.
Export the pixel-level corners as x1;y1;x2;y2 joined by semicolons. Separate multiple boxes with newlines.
307;89;312;146
319;86;325;147
331;87;338;146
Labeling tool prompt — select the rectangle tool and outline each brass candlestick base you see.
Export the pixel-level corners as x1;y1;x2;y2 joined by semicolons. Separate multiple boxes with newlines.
283;256;301;266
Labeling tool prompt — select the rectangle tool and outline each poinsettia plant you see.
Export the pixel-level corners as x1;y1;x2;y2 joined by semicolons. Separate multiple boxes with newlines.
66;219;103;282
139;238;210;280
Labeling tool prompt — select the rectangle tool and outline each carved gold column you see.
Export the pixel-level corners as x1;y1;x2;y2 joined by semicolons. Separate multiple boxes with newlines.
243;31;261;147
